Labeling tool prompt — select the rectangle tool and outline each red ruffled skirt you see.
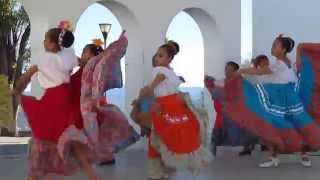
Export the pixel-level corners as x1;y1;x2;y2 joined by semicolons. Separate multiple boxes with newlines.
21;84;76;142
151;94;200;154
21;83;88;177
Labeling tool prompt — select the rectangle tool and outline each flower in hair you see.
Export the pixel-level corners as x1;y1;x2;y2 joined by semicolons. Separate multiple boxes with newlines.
92;39;104;47
58;20;73;31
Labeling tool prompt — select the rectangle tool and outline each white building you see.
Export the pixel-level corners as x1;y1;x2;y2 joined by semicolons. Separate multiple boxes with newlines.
23;0;241;130
22;0;320;128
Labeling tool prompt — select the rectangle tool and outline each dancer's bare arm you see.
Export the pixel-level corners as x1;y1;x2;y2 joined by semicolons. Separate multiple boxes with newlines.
239;66;272;75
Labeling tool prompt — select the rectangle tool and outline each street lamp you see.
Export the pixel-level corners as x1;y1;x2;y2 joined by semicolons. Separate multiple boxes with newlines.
99;23;112;49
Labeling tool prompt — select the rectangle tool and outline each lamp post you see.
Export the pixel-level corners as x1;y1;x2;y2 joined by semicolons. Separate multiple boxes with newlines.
99;23;112;49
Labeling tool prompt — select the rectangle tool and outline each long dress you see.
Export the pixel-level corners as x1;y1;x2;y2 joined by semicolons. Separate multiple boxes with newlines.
224;55;320;153
79;31;131;161
205;78;257;155
70;65;129;162
21;48;87;177
148;66;212;172
22;33;130;177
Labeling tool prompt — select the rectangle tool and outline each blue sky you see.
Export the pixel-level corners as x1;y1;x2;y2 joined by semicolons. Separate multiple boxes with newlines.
74;4;123;55
74;1;252;87
166;11;204;87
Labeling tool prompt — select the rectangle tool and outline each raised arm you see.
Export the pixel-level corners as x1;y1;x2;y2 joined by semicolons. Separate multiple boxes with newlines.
239;66;272;75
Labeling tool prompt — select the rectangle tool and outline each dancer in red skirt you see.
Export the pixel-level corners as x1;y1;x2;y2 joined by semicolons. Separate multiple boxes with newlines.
205;62;258;156
143;41;212;179
13;24;99;180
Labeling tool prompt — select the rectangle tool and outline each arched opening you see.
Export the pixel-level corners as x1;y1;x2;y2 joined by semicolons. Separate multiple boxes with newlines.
97;1;143;117
74;3;126;111
166;11;204;107
74;1;142;130
166;8;222;138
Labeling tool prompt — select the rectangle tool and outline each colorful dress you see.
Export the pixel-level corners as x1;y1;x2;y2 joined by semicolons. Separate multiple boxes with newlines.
224;56;320;153
79;31;131;161
298;48;320;124
209;88;258;155
22;32;130;178
21;48;86;177
205;77;257;155
149;66;212;172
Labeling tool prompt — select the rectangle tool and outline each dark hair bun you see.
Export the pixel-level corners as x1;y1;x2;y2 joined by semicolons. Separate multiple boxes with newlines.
160;40;180;60
284;37;295;53
62;31;75;48
46;28;74;49
167;40;180;56
277;35;295;53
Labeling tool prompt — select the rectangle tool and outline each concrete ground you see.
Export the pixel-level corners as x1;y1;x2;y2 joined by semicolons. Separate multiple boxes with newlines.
0;137;320;180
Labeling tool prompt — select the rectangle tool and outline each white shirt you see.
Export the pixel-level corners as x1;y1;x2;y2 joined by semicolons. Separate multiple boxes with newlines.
258;60;298;84
244;74;261;84
151;66;182;97
36;48;78;89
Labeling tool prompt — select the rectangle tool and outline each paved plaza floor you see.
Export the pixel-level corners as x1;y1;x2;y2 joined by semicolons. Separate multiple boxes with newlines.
0;137;320;180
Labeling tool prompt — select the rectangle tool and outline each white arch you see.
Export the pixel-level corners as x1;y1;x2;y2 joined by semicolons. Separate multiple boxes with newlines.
165;7;222;137
24;0;143;117
183;8;224;78
96;1;143;116
184;8;222;137
22;0;241;129
164;7;224;78
166;11;204;88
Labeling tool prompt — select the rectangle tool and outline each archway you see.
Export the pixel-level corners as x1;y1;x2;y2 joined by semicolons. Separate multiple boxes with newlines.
97;1;143;117
74;3;126;111
74;1;142;117
166;7;222;138
74;1;142;132
166;11;204;107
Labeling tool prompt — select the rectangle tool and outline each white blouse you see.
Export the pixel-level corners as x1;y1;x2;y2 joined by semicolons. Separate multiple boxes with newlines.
244;75;261;84
151;66;182;97
258;60;298;84
36;48;78;89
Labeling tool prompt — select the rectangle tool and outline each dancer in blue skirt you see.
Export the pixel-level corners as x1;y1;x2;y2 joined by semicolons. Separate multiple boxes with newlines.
224;34;320;168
